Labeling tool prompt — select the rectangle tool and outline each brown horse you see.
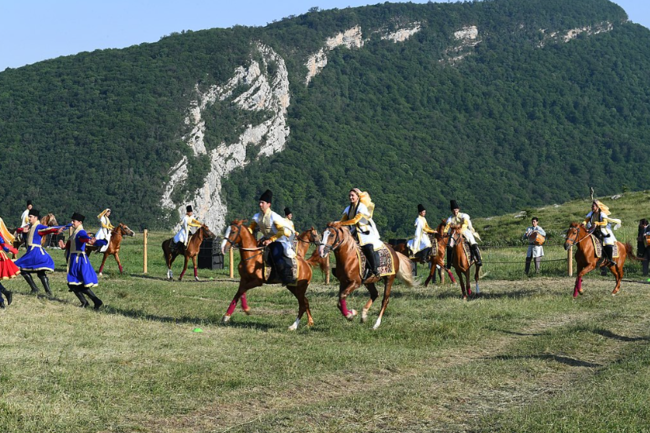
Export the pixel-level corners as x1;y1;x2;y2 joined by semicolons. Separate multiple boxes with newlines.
318;223;415;330
220;219;315;330
85;223;135;275
564;222;637;297
11;213;58;258
449;225;481;300
393;220;456;287
162;224;215;281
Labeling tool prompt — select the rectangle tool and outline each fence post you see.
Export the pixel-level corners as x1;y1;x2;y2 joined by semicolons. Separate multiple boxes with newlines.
143;229;148;274
567;245;573;277
229;247;234;278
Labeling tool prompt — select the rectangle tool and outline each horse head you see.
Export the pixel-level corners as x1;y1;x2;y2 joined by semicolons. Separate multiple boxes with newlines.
564;222;584;251
299;226;322;244
221;219;248;254
319;223;345;258
118;223;135;237
42;213;57;226
199;224;216;240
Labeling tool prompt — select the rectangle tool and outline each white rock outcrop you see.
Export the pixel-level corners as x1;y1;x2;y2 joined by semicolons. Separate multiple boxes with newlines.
305;26;364;85
161;42;290;234
537;22;613;47
380;23;421;43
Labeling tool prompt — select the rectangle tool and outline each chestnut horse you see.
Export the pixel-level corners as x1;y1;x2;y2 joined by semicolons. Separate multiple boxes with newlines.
220;220;316;330
318;223;416;330
162;224;215;281
564;222;637;297
449;226;481;300
85;223;135;275
394;220;456;287
304;233;330;284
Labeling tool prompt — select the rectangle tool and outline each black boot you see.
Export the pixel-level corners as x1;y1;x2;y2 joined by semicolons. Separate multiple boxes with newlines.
82;289;103;310
446;246;453;269
38;272;53;296
470;244;482;266
362;245;379;278
22;272;40;294
0;284;11;306
74;291;89;308
525;257;532;275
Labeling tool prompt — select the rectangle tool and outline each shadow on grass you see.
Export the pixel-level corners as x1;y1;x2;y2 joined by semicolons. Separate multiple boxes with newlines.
593;328;650;342
489;354;602;368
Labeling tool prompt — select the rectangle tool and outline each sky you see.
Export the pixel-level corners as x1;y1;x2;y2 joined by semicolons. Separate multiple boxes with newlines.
1;0;648;71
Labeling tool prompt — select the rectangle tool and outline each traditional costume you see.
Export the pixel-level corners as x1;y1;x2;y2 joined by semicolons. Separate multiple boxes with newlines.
173;205;202;252
0;218;19;308
523;218;546;274
19;200;31;229
249;190;296;285
95;208;114;253
284;207;296;233
444;200;482;267
407;204;436;257
65;212;103;309
15;209;57;295
585;200;621;268
338;188;383;278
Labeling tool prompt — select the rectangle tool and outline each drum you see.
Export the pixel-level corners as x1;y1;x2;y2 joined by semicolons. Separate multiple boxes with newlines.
645;234;650;247
529;231;546;246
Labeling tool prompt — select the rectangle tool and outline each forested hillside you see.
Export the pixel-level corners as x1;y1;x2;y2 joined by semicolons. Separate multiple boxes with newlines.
1;0;649;236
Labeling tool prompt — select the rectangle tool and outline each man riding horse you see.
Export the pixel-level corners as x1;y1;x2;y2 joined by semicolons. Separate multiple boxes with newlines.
172;205;202;254
249;189;297;286
445;200;482;268
406;203;437;261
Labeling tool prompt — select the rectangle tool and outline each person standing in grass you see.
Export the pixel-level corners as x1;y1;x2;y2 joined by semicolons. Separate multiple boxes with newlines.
14;208;58;296
62;212;103;309
637;218;649;276
523;217;546;275
0;217;19;308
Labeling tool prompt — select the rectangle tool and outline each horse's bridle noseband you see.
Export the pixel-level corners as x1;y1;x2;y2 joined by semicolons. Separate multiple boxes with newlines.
319;227;345;254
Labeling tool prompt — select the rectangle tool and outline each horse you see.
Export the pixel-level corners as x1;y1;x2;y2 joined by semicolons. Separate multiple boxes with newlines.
564;222;637;297
393;220;456;287
300;229;331;284
220;219;315;330
85;223;135;275
162;224;215;281
11;213;58;257
449;225;482;300
318;223;416;330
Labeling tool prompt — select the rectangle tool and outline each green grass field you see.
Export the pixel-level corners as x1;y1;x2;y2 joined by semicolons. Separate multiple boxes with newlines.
1;192;650;432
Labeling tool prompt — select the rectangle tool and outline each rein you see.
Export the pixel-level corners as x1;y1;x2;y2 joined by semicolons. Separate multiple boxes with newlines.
321;227;345;254
566;226;592;248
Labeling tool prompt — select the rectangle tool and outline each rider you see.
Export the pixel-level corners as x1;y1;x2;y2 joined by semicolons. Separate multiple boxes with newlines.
523;217;546;274
248;190;296;286
172;205;202;253
15;208;59;296
95;208;114;252
584;200;621;268
63;212;103;309
284;207;296;232
333;188;382;278
444;200;482;268
19;200;33;243
407;203;437;259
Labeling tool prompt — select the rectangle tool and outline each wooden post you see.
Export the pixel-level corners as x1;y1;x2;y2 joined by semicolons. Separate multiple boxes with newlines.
143;229;148;274
567;245;573;277
229;247;234;278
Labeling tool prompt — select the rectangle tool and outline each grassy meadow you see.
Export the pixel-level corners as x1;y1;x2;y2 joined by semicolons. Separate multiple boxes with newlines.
1;192;650;432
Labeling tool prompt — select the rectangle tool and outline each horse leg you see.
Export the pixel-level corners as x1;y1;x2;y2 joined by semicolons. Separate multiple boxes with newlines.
287;281;312;330
465;269;472;297
457;271;467;300
361;283;379;323
98;253;109;276
192;256;198;281
115;252;123;274
611;260;624;296
179;255;189;281
573;263;596;297
373;276;394;330
240;292;251;314
223;280;260;323
424;264;436;287
339;281;360;320
474;265;481;295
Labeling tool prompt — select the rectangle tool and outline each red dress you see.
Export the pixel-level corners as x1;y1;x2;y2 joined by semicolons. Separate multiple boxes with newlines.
0;235;20;280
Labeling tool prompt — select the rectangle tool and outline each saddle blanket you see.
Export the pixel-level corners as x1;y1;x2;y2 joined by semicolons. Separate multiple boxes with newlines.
461;241;479;266
263;255;299;286
590;235;619;259
357;243;395;280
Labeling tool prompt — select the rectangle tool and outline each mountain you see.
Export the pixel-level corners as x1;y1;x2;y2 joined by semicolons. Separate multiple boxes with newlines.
1;0;649;237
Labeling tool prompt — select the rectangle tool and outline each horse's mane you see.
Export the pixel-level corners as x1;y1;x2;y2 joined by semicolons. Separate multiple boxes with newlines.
569;222;581;228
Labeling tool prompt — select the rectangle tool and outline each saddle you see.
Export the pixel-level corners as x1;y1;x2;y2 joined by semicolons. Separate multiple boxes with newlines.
262;248;299;286
589;235;619;259
451;238;479;266
357;244;395;281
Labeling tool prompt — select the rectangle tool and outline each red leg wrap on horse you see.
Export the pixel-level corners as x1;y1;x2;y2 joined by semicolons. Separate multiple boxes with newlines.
241;293;249;310
99;265;104;273
447;269;456;283
226;298;238;315
118;265;123;273
339;299;350;317
194;268;198;278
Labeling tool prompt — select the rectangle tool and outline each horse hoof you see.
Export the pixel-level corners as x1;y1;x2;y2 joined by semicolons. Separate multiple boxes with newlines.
578;288;584;295
346;309;357;320
243;308;251;316
611;289;620;296
194;277;199;282
99;272;103;277
222;315;231;324
307;320;315;327
462;296;468;301
361;309;368;323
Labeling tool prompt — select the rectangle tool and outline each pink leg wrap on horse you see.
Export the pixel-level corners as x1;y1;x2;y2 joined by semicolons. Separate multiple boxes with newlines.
447;269;456;283
226;298;238;316
339;299;350;317
241;293;249;310
118;265;123;273
99;265;104;273
194;268;198;278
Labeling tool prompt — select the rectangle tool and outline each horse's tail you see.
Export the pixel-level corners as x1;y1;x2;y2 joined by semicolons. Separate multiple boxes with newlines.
395;251;417;287
624;242;642;261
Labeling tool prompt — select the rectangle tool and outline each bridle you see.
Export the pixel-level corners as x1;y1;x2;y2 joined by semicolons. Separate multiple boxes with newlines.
565;225;591;248
223;223;264;261
319;227;345;255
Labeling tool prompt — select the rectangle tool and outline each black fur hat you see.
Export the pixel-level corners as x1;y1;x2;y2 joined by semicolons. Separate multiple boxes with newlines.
259;189;273;203
417;204;425;213
450;200;459;211
70;212;85;222
28;209;40;218
186;205;193;213
284;207;292;216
